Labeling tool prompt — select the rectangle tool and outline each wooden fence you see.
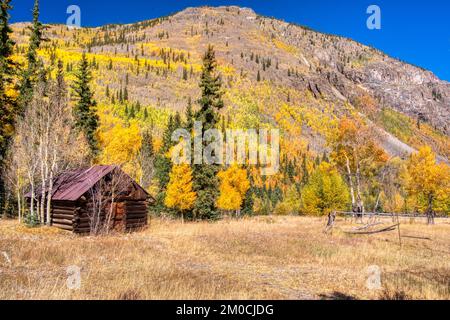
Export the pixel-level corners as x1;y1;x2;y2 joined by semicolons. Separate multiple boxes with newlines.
333;211;449;219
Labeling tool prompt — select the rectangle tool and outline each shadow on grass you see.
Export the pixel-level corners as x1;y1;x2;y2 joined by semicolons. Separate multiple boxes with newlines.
319;291;357;300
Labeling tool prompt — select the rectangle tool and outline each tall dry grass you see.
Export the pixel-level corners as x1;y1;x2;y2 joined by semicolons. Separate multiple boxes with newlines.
0;216;449;300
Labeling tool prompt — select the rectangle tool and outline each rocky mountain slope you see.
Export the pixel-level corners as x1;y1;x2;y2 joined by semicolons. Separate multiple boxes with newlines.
11;6;450;159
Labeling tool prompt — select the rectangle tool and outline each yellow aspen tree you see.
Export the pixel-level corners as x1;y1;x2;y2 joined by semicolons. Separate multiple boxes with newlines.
165;164;196;223
301;162;350;215
98;117;142;180
406;146;450;223
217;165;250;216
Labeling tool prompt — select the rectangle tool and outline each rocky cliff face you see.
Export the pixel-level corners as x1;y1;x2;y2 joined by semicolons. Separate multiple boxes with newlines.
242;7;450;134
166;6;450;134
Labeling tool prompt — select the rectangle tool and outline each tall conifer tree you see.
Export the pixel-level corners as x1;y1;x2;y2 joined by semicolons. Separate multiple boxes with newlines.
18;0;45;111
0;0;15;214
72;52;99;157
140;130;155;190
192;45;224;220
185;97;194;131
153;115;175;212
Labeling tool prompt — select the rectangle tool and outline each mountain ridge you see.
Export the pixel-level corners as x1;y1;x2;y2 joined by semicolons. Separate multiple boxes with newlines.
11;5;450;160
11;5;448;83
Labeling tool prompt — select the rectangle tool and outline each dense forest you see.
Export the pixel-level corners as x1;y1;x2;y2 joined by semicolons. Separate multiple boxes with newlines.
0;0;449;229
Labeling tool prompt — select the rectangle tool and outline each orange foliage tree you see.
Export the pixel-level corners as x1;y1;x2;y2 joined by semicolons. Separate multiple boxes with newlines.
331;117;387;213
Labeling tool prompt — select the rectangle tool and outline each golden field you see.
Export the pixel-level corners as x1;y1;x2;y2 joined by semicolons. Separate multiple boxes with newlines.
0;216;449;300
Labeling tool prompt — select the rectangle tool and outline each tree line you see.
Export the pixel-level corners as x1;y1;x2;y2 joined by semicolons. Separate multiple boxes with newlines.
0;0;448;227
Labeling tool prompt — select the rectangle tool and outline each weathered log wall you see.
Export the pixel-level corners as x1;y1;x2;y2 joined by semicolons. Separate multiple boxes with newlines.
51;201;77;232
49;199;148;234
124;201;148;230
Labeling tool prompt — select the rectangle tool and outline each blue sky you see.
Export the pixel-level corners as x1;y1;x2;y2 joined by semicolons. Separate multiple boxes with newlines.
10;0;450;81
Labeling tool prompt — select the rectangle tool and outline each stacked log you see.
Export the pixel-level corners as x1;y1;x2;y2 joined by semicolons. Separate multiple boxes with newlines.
113;203;126;232
73;211;91;234
74;202;106;234
49;199;149;234
124;201;148;230
51;201;77;232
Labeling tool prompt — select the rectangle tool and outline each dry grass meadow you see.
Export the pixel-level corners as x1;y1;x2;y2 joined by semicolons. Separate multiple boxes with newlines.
0;216;449;300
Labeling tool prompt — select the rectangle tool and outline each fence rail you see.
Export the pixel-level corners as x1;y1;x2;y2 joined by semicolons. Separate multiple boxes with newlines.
333;211;449;219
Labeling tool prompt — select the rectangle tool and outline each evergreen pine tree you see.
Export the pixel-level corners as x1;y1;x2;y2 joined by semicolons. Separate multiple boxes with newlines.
182;66;188;80
140;130;155;190
173;111;181;130
18;0;45;111
0;0;16;215
155;115;174;190
118;87;123;103
220;114;226;135
54;60;66;108
26;0;43;74
185;96;194;131
72;52;99;158
154;115;176;213
192;45;223;220
123;86;128;101
301;154;309;186
128;103;135;118
314;155;321;167
322;151;329;163
241;169;254;216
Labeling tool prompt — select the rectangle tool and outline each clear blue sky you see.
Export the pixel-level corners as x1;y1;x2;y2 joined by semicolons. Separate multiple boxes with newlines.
10;0;450;81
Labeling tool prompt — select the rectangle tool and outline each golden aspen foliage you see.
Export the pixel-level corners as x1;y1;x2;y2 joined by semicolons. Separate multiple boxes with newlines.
217;165;250;213
332;117;387;169
165;164;197;215
98;115;142;180
405;146;450;214
381;192;406;214
330;117;388;208
301;162;350;215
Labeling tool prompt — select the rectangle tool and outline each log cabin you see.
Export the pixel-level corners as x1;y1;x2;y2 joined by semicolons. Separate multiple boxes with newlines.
25;165;153;233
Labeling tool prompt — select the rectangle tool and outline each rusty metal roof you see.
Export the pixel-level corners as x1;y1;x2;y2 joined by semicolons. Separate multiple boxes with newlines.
25;165;149;201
